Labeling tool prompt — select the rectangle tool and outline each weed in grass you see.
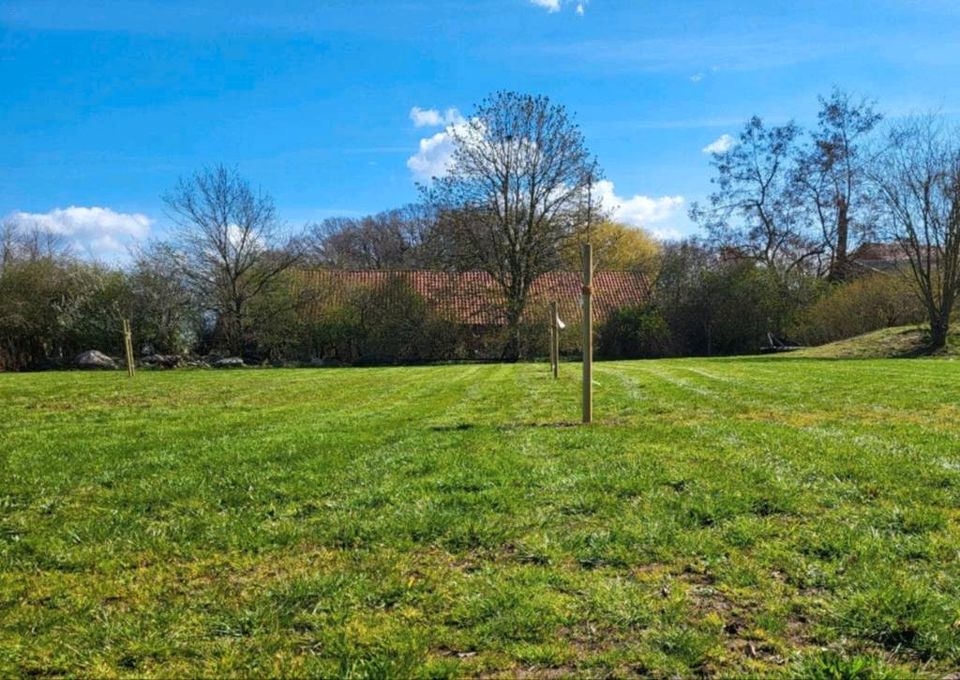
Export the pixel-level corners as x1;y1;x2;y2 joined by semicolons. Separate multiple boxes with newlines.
790;650;898;679
833;576;960;661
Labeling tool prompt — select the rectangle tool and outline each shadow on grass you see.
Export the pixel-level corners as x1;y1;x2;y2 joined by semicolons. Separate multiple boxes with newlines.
430;420;622;433
429;423;476;432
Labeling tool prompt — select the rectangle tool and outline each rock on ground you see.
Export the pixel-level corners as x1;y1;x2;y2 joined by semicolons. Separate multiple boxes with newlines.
212;357;245;369
74;350;117;370
140;354;183;369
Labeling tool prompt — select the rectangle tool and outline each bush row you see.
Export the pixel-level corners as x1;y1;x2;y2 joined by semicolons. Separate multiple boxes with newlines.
0;254;925;369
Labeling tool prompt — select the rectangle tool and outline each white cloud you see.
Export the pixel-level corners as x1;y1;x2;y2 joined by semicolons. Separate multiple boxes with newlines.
409;106;463;128
407;107;486;182
407;106;470;179
647;226;683;241
530;0;561;11
690;72;704;83
6;206;151;259
702;133;736;154
594;180;685;239
407;128;458;181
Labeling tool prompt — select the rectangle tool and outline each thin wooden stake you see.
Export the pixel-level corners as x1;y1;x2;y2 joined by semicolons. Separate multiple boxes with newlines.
122;318;135;378
581;243;593;424
550;301;559;379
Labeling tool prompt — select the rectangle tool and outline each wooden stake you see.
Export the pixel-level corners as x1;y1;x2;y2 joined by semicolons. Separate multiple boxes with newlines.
548;303;554;376
122;319;135;378
550;301;559;379
581;243;593;424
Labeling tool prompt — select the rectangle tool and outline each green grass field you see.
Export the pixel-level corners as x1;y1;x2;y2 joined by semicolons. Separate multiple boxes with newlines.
3;359;960;677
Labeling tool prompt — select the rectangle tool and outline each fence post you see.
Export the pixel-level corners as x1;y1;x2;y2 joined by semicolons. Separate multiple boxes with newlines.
550;300;559;379
122;319;135;378
581;243;593;424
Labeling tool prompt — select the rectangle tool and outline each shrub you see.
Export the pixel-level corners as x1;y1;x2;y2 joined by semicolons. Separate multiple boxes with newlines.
655;252;813;356
356;277;461;364
596;304;670;359
300;305;362;364
0;258;67;370
127;243;198;355
791;273;924;346
299;276;460;365
0;258;133;369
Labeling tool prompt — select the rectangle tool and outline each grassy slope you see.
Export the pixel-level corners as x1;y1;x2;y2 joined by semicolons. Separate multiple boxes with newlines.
2;360;960;677
793;325;960;359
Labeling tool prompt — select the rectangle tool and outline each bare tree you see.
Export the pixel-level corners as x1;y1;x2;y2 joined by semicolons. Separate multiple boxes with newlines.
1;220;70;270
795;89;882;280
163;165;302;356
874;117;960;349
308;217;372;268
307;205;434;269
0;221;16;272
691;117;822;278
422;91;598;357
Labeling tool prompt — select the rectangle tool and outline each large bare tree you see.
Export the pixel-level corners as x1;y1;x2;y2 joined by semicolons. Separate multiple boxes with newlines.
422;91;598;357
795;89;882;281
163;165;302;356
691;117;823;278
874;118;960;349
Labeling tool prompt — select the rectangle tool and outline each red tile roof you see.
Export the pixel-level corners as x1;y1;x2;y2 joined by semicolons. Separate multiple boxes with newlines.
848;242;921;274
850;242;908;264
296;269;651;326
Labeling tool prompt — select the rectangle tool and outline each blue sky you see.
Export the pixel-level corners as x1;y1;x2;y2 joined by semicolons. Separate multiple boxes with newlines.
3;0;960;259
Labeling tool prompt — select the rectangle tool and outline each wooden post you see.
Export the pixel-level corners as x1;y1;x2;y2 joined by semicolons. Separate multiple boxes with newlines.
548;303;555;376
550;301;559;379
581;243;593;424
122;319;135;378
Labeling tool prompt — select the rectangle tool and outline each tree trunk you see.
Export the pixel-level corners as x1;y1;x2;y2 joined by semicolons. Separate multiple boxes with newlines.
828;198;850;282
503;282;527;361
503;311;522;362
232;299;244;357
929;316;949;350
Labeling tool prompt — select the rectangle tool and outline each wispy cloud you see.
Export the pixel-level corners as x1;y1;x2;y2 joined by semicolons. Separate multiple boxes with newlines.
5;206;151;259
409;106;464;128
529;0;587;14
530;0;561;12
702;133;736;154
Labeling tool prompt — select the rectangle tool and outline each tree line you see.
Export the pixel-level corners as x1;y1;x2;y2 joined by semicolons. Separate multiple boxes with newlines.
0;89;956;370
689;90;960;350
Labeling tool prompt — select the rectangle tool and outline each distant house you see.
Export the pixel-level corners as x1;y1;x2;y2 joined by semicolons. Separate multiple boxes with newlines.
295;269;652;328
848;242;913;275
847;243;940;276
